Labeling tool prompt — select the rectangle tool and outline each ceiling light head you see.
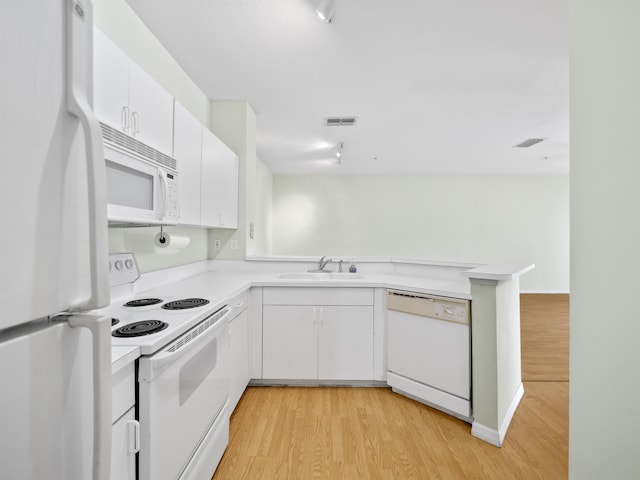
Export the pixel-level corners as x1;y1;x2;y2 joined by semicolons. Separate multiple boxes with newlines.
316;0;335;23
514;138;545;148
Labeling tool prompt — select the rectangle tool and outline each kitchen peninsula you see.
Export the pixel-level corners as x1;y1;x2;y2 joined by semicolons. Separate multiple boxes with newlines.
108;256;532;454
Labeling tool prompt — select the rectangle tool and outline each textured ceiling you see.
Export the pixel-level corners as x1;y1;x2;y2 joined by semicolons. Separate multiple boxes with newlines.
127;0;569;175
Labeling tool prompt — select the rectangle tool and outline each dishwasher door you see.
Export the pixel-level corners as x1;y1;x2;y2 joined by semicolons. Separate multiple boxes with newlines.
387;290;471;420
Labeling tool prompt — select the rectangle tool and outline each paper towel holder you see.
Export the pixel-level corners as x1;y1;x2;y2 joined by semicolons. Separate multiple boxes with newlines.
158;225;167;245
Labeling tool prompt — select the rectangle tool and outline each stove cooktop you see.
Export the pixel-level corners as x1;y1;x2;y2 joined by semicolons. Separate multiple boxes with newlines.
98;294;222;355
112;320;169;337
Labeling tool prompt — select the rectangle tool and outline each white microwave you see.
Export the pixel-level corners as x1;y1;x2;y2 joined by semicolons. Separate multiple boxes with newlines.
102;124;178;225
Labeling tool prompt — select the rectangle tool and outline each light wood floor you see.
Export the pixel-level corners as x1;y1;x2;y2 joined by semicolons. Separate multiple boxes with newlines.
212;294;569;480
520;294;569;382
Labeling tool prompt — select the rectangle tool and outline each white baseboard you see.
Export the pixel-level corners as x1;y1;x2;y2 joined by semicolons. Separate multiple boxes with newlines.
472;383;524;447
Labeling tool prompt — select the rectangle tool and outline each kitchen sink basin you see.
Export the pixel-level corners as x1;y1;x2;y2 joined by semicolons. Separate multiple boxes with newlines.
278;272;364;280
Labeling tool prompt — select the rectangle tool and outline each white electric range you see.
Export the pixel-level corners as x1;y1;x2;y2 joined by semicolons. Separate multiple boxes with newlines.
102;254;230;480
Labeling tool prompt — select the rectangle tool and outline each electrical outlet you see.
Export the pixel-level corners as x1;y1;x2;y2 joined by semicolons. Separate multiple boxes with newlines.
231;239;238;250
214;239;221;250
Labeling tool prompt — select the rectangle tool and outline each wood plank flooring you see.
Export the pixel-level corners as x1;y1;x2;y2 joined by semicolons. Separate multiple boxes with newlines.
212;294;569;480
520;294;569;381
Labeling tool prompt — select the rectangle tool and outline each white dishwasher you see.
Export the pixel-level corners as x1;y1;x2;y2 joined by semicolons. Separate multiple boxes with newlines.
386;289;471;421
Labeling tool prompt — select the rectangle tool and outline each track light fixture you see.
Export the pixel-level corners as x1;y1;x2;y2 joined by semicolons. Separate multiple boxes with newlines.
316;0;335;23
336;142;344;164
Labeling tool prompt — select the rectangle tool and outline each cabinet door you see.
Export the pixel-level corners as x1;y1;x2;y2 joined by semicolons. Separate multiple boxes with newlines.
111;408;137;480
93;27;129;133
128;62;174;155
173;101;202;226
318;306;374;380
263;306;317;379
217;145;239;228
201;128;238;228
229;308;250;411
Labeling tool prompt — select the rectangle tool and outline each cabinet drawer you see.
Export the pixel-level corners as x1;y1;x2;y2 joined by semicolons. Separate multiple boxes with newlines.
112;363;135;423
229;291;249;318
263;287;373;306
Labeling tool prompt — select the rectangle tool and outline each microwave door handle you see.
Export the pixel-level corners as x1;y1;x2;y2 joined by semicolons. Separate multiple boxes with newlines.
158;168;169;221
65;0;109;312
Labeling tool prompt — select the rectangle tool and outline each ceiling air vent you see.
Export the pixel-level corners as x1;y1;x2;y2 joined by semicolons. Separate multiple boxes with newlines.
324;116;357;126
514;138;544;148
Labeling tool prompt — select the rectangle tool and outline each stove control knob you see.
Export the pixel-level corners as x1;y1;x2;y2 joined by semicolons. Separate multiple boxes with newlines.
125;259;134;270
115;260;124;271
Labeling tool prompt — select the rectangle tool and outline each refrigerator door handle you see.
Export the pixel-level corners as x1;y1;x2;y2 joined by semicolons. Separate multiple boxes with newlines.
66;0;110;311
68;314;112;480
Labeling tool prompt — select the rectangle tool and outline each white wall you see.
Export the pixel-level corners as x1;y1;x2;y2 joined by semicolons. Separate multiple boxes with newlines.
569;1;640;478
272;175;569;292
253;157;274;255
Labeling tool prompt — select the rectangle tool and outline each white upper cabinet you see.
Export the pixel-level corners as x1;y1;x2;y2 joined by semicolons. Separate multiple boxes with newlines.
93;27;174;155
174;101;239;229
201;128;239;229
172;101;202;226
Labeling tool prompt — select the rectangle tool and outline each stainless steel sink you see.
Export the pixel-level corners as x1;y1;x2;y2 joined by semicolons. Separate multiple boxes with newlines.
278;272;364;280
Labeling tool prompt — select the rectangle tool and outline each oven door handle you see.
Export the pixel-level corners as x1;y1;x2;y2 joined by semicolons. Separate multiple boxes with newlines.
140;307;232;380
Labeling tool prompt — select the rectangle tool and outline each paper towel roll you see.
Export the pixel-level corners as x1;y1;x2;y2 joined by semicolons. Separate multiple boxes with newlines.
154;232;190;250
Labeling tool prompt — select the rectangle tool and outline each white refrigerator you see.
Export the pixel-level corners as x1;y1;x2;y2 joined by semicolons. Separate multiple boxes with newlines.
0;1;112;479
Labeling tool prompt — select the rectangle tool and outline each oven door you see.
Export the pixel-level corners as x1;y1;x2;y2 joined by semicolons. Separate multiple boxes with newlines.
137;307;231;480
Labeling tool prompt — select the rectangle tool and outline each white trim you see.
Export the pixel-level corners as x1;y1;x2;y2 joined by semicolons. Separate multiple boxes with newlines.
471;383;525;447
471;422;501;447
499;383;525;443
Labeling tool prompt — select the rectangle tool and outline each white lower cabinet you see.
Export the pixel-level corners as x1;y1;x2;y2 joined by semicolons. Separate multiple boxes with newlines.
228;294;250;412
111;408;137;480
111;363;139;480
262;288;374;381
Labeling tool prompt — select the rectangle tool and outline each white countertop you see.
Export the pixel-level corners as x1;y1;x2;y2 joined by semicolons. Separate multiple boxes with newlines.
112;345;139;374
110;260;533;368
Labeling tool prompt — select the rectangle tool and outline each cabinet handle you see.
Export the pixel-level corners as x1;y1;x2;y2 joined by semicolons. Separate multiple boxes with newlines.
127;419;140;454
131;111;140;135
121;106;130;133
319;307;324;326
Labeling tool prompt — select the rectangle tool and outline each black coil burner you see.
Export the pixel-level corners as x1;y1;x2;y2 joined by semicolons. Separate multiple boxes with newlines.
123;298;163;307
112;320;168;337
161;298;210;310
111;318;119;327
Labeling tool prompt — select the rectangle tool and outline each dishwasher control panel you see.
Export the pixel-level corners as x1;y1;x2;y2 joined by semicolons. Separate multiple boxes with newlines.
387;289;470;325
434;301;468;324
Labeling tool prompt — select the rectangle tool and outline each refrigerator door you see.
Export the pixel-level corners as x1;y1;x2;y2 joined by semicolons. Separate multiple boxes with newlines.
0;314;111;480
0;0;109;330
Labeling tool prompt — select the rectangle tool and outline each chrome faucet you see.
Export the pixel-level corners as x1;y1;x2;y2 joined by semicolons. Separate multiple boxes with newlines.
318;256;332;271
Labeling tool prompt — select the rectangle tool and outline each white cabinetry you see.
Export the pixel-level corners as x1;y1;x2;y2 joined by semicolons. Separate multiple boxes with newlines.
228;293;250;413
111;363;139;480
173;101;203;225
94;27;174;155
173;101;239;228
262;288;374;381
201;128;238;228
